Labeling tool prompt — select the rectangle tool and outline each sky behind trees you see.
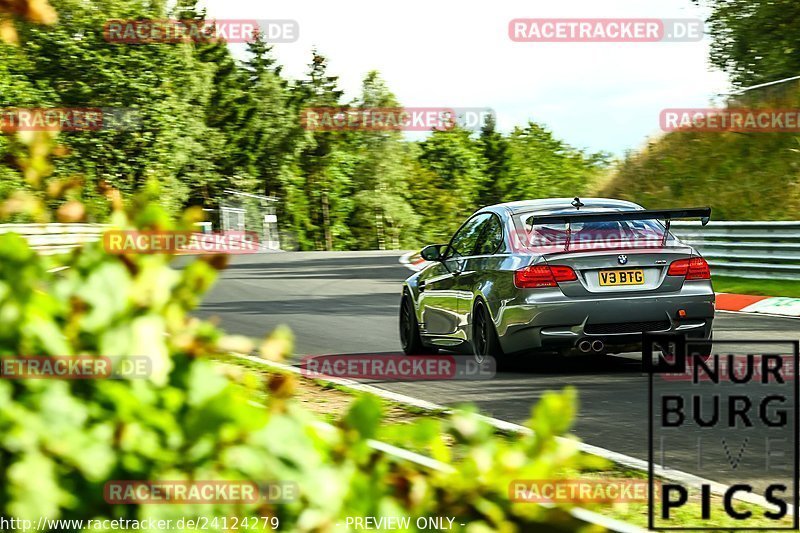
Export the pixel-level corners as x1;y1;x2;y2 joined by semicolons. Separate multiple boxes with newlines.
210;0;730;155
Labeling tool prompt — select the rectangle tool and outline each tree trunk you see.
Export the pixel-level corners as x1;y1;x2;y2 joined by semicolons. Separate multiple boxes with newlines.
322;191;332;251
375;207;385;250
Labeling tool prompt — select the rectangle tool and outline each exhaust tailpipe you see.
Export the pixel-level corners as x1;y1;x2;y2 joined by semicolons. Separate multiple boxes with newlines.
578;340;592;353
591;340;605;352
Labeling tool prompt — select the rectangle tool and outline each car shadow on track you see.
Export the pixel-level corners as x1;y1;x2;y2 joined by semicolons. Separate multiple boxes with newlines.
200;294;399;316
500;353;643;374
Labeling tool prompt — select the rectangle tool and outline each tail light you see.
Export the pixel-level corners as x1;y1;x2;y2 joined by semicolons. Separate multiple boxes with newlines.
667;257;710;280
514;264;577;288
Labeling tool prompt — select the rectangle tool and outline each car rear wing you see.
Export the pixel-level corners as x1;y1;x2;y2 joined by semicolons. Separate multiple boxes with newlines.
526;207;711;227
524;207;712;251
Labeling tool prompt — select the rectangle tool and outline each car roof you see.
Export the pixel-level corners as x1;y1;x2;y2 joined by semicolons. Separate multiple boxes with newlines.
478;197;644;216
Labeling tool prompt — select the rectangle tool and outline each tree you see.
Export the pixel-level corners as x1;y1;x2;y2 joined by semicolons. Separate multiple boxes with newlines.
295;48;348;250
478;113;511;205
415;128;488;239
183;33;251;208
4;0;220;216
0;0;615;249
696;0;800;88
506;122;607;201
242;34;296;201
244;31;283;81
349;71;419;249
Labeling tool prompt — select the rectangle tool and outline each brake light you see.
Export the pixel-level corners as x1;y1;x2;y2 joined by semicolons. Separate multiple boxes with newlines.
514;265;577;288
667;260;688;276
667;257;710;280
550;265;579;282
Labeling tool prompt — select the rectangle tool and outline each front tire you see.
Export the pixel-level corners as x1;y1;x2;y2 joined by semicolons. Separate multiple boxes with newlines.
400;292;436;355
472;301;505;366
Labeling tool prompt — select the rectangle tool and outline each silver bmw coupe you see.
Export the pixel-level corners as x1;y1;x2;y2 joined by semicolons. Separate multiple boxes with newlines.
399;197;715;361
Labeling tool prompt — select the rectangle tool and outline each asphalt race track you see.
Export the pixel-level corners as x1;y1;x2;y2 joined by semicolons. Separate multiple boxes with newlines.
195;251;800;491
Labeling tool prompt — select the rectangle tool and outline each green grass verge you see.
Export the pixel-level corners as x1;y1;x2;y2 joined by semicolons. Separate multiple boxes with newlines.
713;275;800;298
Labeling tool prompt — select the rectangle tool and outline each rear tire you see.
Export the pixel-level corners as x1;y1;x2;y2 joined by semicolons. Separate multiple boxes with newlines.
688;341;713;364
472;301;506;367
655;336;712;365
400;292;436;355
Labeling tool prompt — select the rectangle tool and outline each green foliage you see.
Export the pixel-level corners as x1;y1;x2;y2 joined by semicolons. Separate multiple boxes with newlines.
506;123;609;201
413;129;489;241
711;276;800;298
599;83;800;219
0;7;625;528
696;0;800;88
600;0;800;220
0;239;601;531
8;0;219;215
478;114;512;206
348;72;421;250
0;130;612;532
1;0;609;249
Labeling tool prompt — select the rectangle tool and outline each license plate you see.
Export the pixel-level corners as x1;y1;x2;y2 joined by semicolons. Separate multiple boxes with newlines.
599;269;645;286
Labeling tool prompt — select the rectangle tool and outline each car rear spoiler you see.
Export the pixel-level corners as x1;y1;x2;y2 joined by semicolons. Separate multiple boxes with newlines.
525;207;712;251
526;207;712;227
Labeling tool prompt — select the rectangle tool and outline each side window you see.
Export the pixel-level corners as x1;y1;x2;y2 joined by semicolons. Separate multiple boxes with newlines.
446;213;491;258
474;215;504;255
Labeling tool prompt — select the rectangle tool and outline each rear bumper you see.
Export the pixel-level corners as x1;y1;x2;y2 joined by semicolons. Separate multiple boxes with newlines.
494;281;715;355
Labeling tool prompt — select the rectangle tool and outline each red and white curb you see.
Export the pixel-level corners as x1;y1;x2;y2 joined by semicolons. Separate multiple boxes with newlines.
399;251;430;272
715;293;800;317
399;254;800;318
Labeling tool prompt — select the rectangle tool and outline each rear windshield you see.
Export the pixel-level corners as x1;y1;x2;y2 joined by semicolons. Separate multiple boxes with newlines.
514;213;680;253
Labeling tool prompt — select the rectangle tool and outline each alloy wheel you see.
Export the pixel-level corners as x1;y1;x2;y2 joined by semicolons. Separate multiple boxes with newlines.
474;306;488;364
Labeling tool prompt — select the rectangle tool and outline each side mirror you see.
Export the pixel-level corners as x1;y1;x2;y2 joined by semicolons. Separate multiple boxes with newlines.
420;244;445;262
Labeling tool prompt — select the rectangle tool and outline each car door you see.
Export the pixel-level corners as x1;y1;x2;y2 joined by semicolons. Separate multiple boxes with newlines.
453;213;506;319
419;213;492;337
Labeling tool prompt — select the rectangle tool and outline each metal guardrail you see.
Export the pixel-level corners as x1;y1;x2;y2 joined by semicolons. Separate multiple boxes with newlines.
6;221;796;281
672;221;800;280
0;223;281;254
0;223;106;255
